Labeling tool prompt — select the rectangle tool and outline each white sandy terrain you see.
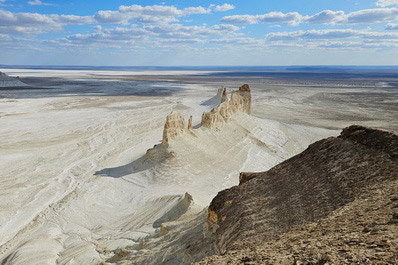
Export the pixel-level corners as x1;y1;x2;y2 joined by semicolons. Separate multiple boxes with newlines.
0;70;338;264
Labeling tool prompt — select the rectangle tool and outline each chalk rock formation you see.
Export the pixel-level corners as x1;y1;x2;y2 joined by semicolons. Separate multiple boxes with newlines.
162;111;185;144
201;84;251;129
0;71;26;87
161;84;252;143
197;125;398;264
221;88;228;103
188;116;193;130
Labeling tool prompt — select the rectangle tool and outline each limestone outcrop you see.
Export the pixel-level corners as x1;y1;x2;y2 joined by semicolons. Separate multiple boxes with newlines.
161;85;252;144
162;111;186;144
201;84;251;129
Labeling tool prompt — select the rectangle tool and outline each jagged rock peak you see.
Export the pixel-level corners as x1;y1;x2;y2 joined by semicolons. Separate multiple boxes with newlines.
221;88;228;103
239;84;250;92
201;84;252;128
162;111;185;144
161;84;252;144
188;116;193;130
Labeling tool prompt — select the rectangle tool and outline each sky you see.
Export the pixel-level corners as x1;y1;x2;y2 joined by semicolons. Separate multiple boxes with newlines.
1;0;398;66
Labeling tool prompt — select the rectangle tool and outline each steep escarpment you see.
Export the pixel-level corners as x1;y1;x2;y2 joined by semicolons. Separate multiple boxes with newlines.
197;125;398;264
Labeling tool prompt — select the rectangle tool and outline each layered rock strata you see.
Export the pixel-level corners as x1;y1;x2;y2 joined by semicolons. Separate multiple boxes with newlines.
162;111;185;144
162;84;252;144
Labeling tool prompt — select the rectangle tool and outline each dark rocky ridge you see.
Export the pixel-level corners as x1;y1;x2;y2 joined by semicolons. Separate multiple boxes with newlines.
200;125;398;263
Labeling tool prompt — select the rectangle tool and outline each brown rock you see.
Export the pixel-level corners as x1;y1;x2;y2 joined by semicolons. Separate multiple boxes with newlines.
188;115;193;130
207;125;398;253
221;87;228;103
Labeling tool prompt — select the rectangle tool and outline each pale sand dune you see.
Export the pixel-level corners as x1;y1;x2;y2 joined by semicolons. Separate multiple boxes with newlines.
0;70;338;265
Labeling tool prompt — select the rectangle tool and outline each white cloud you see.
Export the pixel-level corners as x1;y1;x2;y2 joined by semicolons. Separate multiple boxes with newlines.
260;12;303;26
376;0;398;7
28;0;52;6
221;14;259;24
386;22;398;29
214;4;235;12
305;10;345;24
345;7;398;23
266;29;362;41
0;9;94;34
93;4;230;25
210;37;263;45
266;29;398;41
0;33;11;40
118;4;211;17
93;10;178;24
61;22;241;47
66;27;151;44
222;12;303;25
222;7;398;25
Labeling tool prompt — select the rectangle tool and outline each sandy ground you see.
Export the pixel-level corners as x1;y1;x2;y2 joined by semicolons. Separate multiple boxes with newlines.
0;69;395;264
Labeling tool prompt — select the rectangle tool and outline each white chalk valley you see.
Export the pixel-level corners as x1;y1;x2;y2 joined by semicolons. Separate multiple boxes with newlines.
5;68;392;264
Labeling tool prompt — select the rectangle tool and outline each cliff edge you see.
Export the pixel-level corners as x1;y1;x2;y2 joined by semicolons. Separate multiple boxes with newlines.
197;125;398;264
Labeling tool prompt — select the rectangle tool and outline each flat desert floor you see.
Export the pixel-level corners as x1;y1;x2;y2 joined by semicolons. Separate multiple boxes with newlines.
0;68;396;264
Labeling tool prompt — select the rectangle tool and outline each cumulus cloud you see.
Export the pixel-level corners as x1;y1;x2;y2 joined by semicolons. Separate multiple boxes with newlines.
266;29;361;41
143;23;240;39
61;22;241;47
305;10;346;24
214;4;235;12
0;33;11;40
386;22;398;29
0;3;228;35
221;14;259;24
2;2;398;54
93;10;178;24
222;7;398;25
222;12;304;25
345;7;398;23
210;37;263;46
376;0;398;7
118;4;211;17
28;0;52;6
264;30;398;51
65;27;151;44
0;9;94;34
266;29;398;41
93;4;237;25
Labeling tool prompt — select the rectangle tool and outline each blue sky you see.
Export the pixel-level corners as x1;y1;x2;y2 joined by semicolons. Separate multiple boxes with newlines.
1;0;398;65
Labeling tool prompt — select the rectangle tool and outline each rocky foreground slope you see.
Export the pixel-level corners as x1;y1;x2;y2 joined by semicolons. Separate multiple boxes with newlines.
196;125;398;264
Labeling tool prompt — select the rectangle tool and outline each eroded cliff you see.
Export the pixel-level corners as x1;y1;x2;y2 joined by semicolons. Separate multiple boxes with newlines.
162;84;252;144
